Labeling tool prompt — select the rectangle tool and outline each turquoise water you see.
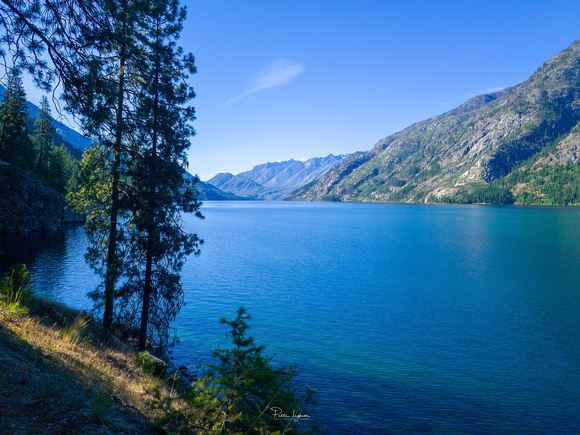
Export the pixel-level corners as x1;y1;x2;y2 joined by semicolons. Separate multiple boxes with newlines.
2;202;580;433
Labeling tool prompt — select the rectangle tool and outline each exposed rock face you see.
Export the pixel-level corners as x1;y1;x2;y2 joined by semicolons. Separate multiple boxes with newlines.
534;131;580;166
0;162;68;232
287;40;580;203
208;154;350;200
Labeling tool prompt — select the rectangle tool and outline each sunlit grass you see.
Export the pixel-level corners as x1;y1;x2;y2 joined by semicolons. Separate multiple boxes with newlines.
0;298;189;431
59;313;92;345
3;286;27;315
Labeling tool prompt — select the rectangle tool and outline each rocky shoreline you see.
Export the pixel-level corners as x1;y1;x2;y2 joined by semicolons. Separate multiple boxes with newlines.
0;162;83;233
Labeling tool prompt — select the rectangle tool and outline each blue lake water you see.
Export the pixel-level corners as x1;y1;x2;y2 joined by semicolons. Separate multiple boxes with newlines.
1;202;580;433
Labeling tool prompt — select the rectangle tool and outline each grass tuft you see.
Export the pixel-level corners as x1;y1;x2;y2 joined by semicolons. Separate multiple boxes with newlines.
60;313;92;346
90;391;111;425
3;286;26;315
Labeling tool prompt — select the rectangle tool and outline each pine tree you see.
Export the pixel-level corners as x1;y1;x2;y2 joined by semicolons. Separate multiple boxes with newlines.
67;0;144;340
192;308;317;434
116;0;202;349
45;144;75;194
2;1;129;338
0;68;34;169
3;0;203;347
99;0;132;341
33;95;55;175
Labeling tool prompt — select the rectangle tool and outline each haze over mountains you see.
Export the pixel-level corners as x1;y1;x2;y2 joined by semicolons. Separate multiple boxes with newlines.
206;154;350;200
287;40;580;204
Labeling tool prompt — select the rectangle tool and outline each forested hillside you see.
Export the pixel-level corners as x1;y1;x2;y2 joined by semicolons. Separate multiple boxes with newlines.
0;69;81;231
0;71;79;195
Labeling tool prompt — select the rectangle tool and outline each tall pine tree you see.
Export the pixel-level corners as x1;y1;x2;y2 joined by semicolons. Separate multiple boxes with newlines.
68;0;144;340
3;0;203;347
118;0;202;349
1;0;132;339
0;68;34;169
33;95;54;174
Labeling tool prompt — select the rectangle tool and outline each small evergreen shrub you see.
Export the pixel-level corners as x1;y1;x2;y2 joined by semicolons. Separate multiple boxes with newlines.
152;307;318;434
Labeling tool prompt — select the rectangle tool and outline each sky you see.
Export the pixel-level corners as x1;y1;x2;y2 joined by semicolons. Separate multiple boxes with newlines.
20;0;580;181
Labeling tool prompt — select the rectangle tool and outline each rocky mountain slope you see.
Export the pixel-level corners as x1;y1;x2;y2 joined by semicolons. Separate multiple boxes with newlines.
207;154;349;200
287;40;580;204
196;180;250;200
181;171;248;200
190;178;248;201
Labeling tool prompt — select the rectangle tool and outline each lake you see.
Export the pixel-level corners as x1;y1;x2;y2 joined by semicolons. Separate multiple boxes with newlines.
1;202;579;434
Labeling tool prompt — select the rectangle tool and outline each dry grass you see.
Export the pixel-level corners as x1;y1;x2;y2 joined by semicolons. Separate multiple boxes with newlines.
0;296;192;434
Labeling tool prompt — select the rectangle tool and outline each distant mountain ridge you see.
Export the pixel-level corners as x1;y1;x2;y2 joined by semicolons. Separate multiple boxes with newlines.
182;171;248;201
207;154;350;200
287;40;580;204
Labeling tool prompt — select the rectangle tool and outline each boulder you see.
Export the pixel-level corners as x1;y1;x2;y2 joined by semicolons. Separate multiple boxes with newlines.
137;351;167;376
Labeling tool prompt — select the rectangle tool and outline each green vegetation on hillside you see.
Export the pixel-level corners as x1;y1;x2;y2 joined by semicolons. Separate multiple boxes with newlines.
439;164;580;205
505;164;580;205
439;184;515;205
0;69;79;194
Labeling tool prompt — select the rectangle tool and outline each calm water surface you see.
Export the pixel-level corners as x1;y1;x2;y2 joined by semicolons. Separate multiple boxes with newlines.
1;202;579;434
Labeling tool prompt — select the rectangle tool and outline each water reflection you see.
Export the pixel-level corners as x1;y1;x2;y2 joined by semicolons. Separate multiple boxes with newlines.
0;228;68;270
0;224;97;310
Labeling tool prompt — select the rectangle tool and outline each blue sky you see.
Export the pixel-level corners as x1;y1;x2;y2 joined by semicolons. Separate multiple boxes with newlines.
179;0;580;180
18;1;580;180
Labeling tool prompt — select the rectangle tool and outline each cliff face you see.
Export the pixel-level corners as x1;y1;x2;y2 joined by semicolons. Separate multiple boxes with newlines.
287;40;580;203
0;163;69;232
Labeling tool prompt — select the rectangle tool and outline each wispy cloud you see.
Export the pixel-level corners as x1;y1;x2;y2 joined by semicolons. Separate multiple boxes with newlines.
222;59;305;107
464;86;505;98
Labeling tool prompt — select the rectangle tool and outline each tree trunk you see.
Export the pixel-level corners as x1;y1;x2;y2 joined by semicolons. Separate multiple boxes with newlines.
104;11;128;342
138;17;160;351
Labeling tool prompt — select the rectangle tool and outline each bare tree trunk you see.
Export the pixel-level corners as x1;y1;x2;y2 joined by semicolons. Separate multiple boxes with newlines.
138;16;160;351
104;7;128;342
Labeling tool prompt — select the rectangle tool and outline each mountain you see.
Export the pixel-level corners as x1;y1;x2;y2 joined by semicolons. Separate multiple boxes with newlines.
206;172;270;199
196;180;250;200
287;40;580;204
182;171;249;201
207;154;350;200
